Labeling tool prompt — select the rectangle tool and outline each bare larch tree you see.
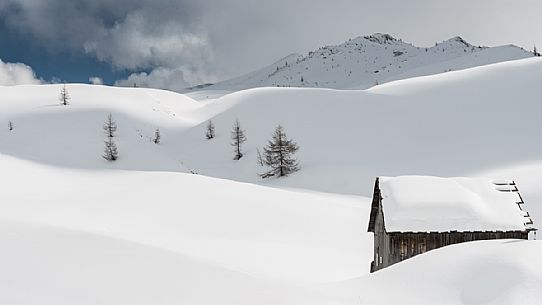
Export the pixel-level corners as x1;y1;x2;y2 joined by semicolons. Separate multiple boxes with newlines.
103;136;119;161
205;120;215;139
153;128;161;144
231;119;246;160
260;125;299;178
103;113;117;138
102;113;118;161
59;84;70;106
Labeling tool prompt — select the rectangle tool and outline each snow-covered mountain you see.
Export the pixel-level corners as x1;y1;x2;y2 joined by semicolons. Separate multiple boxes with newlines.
1;57;542;304
196;33;533;91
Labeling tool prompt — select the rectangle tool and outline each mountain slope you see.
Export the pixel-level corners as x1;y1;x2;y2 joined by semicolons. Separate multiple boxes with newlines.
199;34;533;91
182;59;541;186
0;84;205;170
2;58;542;208
178;58;542;223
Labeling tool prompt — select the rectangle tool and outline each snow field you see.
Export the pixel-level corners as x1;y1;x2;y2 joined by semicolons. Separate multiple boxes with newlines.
1;57;542;304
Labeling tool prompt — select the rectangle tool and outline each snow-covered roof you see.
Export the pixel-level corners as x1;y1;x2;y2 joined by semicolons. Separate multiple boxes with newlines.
376;176;534;233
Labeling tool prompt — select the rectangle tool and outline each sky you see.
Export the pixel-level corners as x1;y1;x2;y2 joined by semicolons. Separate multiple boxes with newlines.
0;0;540;90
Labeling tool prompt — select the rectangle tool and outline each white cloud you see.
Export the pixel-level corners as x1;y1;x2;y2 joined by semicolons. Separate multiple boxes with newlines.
0;59;42;86
89;76;103;85
114;67;191;92
82;11;212;72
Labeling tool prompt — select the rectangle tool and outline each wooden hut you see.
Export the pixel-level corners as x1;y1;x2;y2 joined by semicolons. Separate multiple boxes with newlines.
367;176;535;272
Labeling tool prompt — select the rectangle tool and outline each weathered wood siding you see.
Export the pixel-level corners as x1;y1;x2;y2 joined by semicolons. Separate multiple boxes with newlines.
371;194;390;272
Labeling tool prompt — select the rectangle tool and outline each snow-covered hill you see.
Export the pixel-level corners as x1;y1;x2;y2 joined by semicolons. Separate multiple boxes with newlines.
2;58;542;213
2;58;542;216
0;84;203;170
181;58;542;205
196;34;533;91
1;56;542;304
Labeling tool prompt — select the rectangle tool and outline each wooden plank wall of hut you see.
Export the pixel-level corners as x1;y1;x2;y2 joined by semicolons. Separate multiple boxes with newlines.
373;230;528;272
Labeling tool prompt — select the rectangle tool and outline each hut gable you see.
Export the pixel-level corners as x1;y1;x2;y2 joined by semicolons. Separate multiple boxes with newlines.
367;178;381;233
367;176;535;272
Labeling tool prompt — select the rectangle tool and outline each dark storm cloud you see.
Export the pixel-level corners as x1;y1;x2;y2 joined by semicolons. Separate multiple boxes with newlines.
0;0;210;80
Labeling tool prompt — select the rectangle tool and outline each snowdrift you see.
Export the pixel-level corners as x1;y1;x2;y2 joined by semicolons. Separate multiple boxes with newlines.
0;220;334;305
336;240;542;305
0;155;370;284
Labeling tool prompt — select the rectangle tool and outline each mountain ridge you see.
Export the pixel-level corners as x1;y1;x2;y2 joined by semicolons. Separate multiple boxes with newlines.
188;33;532;91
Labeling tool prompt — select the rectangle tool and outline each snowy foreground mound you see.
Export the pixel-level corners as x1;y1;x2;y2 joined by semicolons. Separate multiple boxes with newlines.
339;240;542;305
0;155;367;305
1;156;541;305
1;57;542;304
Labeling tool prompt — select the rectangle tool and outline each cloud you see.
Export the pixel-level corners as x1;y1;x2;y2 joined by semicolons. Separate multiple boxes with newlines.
82;10;212;71
89;76;103;85
114;67;191;92
0;58;42;85
0;0;213;85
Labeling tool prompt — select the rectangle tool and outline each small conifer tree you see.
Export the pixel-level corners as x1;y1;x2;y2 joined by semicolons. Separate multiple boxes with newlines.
102;114;118;161
103;113;117;137
59;84;70;105
153;128;161;144
205;120;215;139
231;119;246;160
103;137;119;161
260;125;299;178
